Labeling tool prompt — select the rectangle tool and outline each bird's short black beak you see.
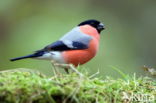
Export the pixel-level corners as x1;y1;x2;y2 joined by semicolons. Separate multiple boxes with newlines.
98;23;105;31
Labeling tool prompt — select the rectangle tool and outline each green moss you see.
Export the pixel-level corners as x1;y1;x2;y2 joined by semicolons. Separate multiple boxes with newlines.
0;68;155;103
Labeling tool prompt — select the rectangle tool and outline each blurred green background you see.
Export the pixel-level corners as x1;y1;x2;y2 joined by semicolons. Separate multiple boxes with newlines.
0;0;156;77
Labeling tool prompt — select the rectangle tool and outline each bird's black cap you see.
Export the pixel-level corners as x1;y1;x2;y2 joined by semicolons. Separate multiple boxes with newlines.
78;19;105;33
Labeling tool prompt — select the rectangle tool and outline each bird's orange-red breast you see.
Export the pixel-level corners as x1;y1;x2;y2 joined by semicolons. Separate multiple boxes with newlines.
62;25;100;66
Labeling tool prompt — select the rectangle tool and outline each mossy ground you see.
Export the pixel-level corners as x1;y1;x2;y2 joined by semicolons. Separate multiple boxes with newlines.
0;68;155;103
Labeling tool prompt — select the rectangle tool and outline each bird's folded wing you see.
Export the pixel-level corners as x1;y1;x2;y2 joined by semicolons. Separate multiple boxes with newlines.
43;40;88;51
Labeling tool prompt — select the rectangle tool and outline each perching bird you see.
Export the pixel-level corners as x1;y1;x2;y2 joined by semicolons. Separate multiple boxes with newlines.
10;19;105;74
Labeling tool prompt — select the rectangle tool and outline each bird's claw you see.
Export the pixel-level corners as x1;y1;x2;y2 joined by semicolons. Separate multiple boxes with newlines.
52;62;83;77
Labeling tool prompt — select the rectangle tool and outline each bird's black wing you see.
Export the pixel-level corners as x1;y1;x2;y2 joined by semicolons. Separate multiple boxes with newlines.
38;40;88;52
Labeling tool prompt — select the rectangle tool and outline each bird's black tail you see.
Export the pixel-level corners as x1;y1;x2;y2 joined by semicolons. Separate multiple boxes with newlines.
10;51;45;61
10;54;35;61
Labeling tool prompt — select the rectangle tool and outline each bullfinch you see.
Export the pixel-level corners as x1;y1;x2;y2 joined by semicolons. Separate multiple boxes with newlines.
10;19;105;74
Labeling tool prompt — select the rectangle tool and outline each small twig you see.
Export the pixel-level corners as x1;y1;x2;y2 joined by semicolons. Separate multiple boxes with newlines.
89;69;100;79
142;65;156;76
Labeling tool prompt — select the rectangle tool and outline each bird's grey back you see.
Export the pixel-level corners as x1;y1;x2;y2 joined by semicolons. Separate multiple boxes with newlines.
60;27;92;46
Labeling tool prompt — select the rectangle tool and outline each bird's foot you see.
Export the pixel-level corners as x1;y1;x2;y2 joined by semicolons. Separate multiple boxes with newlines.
54;63;83;77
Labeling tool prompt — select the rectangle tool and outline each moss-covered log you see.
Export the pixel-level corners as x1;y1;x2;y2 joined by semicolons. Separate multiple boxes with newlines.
0;68;155;103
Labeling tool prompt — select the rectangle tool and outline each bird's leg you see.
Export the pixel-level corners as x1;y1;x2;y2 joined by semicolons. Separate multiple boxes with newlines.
51;60;60;76
64;68;69;74
54;63;83;77
54;63;69;74
69;64;83;77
